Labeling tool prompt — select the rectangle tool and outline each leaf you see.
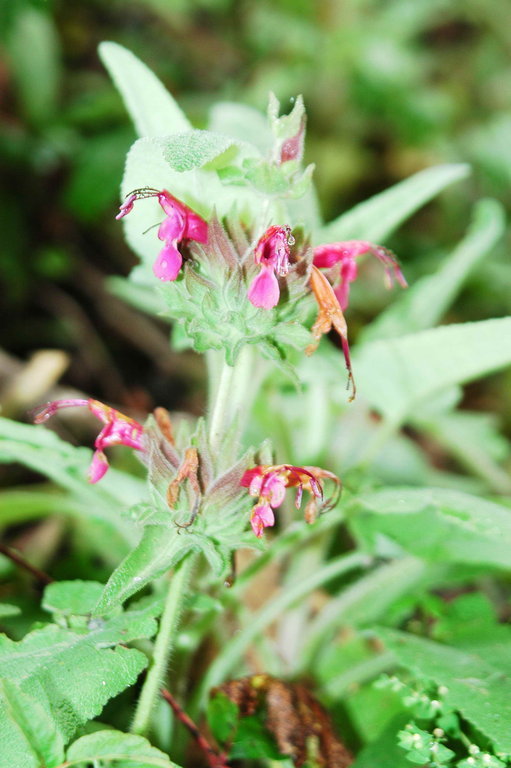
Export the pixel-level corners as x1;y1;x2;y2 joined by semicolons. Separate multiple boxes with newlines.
363;198;506;342
317;163;470;244
42;580;105;617
95;525;194;612
375;627;511;754
208;101;273;155
355;317;511;423
0;601;159;744
349;487;511;568
158;130;250;172
99;42;191;137
0;679;64;768
65;729;181;767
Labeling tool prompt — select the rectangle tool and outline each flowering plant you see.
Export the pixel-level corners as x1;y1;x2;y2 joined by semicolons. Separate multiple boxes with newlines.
1;40;511;768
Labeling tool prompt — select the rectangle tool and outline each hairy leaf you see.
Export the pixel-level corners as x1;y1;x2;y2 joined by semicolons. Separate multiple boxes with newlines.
99;42;191;137
349;487;511;568
355;317;511;423
42;580;105;617
65;729;181;767
317;163;470;243
364;198;505;342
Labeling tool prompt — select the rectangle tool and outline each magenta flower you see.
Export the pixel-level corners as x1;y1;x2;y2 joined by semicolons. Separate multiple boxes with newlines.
240;464;340;537
33;398;144;483
116;187;208;282
247;225;294;310
313;240;407;310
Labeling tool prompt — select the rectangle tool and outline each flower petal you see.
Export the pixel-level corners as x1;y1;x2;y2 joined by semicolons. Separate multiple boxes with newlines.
247;265;280;309
88;450;109;483
250;504;275;537
158;213;186;243
153;244;183;281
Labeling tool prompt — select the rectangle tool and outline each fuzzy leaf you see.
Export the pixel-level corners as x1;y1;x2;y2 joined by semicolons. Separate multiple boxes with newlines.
95;526;194;612
317;163;470;244
158;130;251;172
349;487;511;568
209;101;273;154
99;42;191;136
0;679;64;768
66;729;181;767
376;627;511;755
355;317;511;424
42;580;105;617
0;600;158;744
364;198;506;342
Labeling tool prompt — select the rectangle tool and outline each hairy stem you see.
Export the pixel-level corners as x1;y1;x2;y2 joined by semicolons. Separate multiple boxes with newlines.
131;555;195;736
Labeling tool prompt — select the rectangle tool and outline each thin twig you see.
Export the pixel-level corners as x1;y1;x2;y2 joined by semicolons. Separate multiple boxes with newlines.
160;688;229;768
0;542;54;585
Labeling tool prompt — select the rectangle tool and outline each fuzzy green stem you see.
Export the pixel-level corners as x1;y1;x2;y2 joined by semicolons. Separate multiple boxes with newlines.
194;550;368;709
208;357;236;457
131;555;194;736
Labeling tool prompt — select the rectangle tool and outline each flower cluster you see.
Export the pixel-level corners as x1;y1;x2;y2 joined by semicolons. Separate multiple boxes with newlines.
240;464;341;537
117;187;208;281
33;398;144;483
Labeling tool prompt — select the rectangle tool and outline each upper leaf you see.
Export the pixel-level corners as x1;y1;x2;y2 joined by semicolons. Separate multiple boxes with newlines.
317;163;470;244
99;42;191;137
65;729;181;767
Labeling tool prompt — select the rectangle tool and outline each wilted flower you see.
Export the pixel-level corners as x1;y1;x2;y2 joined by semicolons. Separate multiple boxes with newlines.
313;240;407;310
307;265;356;400
33;398;144;483
116;187;208;282
247;225;294;310
241;464;340;537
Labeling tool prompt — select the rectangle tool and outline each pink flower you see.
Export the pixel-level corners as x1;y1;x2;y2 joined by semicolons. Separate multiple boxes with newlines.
240;464;341;537
247;226;294;310
313;240;407;310
33;398;144;483
116;187;208;282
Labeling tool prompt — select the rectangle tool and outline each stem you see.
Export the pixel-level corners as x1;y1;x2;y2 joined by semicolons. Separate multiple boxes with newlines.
194;550;368;709
208;357;236;458
131;555;194;736
0;542;54;585
161;688;228;768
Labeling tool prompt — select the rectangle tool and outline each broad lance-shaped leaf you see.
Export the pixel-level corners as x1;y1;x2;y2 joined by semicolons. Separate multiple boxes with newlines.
375;627;511;755
316;163;470;244
355;316;511;424
0;679;64;768
348;487;511;568
99;41;191;137
363;198;506;342
66;729;182;767
95;525;194;612
42;580;105;617
0;600;159;743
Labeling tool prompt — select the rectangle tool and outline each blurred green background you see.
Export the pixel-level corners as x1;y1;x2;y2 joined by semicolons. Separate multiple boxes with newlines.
1;0;510;422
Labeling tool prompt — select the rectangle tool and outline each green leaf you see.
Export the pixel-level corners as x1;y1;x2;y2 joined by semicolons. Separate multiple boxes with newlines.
7;8;60;125
0;601;159;743
42;580;105;617
317;163;470;244
352;714;412;768
209;101;273;155
158;130;250;172
355;317;511;423
66;729;181;767
376;627;511;754
349;487;511;568
363;198;506;342
0;678;64;768
95;525;194;612
207;692;239;744
99;41;191;137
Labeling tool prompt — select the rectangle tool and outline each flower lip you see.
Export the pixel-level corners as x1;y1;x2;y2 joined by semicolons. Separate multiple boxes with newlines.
247;225;295;310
